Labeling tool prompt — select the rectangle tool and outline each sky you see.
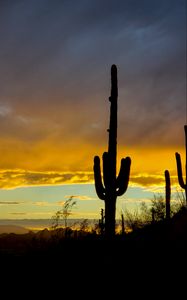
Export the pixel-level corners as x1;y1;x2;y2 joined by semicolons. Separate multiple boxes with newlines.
0;0;186;222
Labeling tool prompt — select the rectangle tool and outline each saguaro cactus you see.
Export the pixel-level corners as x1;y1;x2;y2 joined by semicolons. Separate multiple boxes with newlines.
175;125;187;203
165;170;171;220
93;65;131;237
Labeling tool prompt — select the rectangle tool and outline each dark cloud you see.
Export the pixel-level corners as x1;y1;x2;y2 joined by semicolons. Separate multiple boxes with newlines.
130;173;179;187
9;212;27;215
0;0;185;152
0;201;21;205
0;170;94;188
0;168;180;189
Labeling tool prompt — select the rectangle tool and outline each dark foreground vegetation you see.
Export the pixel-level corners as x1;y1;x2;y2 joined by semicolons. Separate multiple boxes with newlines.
1;206;187;266
0;209;187;297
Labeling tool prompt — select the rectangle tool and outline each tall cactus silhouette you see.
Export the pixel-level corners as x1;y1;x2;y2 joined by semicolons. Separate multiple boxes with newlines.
175;125;187;203
93;65;131;237
165;170;171;220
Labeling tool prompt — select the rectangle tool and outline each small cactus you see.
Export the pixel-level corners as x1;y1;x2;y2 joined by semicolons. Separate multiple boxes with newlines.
121;213;125;235
165;170;171;220
99;208;105;235
151;208;155;224
93;65;131;237
175;125;187;203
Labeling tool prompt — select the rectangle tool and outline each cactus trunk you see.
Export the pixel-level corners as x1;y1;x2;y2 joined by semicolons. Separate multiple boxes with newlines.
93;65;131;238
105;193;116;237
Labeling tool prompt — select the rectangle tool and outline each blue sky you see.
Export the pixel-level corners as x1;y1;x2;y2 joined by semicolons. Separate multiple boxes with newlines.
0;182;175;220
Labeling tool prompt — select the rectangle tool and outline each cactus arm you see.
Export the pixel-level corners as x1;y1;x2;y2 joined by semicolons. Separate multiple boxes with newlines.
175;152;186;189
93;156;106;200
116;157;131;196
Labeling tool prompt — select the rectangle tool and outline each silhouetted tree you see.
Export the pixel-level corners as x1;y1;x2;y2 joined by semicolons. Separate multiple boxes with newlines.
151;208;155;224
124;208;143;232
151;194;165;221
124;188;186;233
51;196;76;231
175;125;187;203
62;196;77;229
79;219;89;232
93;65;131;238
175;188;186;208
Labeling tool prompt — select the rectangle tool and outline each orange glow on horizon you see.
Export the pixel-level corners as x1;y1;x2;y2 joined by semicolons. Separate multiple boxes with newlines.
0;142;184;189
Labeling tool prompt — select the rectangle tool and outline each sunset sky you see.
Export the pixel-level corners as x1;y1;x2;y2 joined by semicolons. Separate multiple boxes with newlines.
0;0;186;222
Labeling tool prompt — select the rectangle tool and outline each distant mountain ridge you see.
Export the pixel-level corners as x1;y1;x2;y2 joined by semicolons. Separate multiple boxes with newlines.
0;225;29;234
0;218;98;233
0;218;124;233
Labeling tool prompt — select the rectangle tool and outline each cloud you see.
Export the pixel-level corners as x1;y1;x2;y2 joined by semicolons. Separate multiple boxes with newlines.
26;212;53;216
0;1;185;189
74;195;96;201
0;167;181;190
57;201;65;206
64;195;96;201
72;211;100;218
0;169;94;189
130;174;165;187
130;173;179;188
0;201;21;205
0;103;12;117
34;201;53;207
0;0;185;152
9;212;27;215
122;197;152;204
